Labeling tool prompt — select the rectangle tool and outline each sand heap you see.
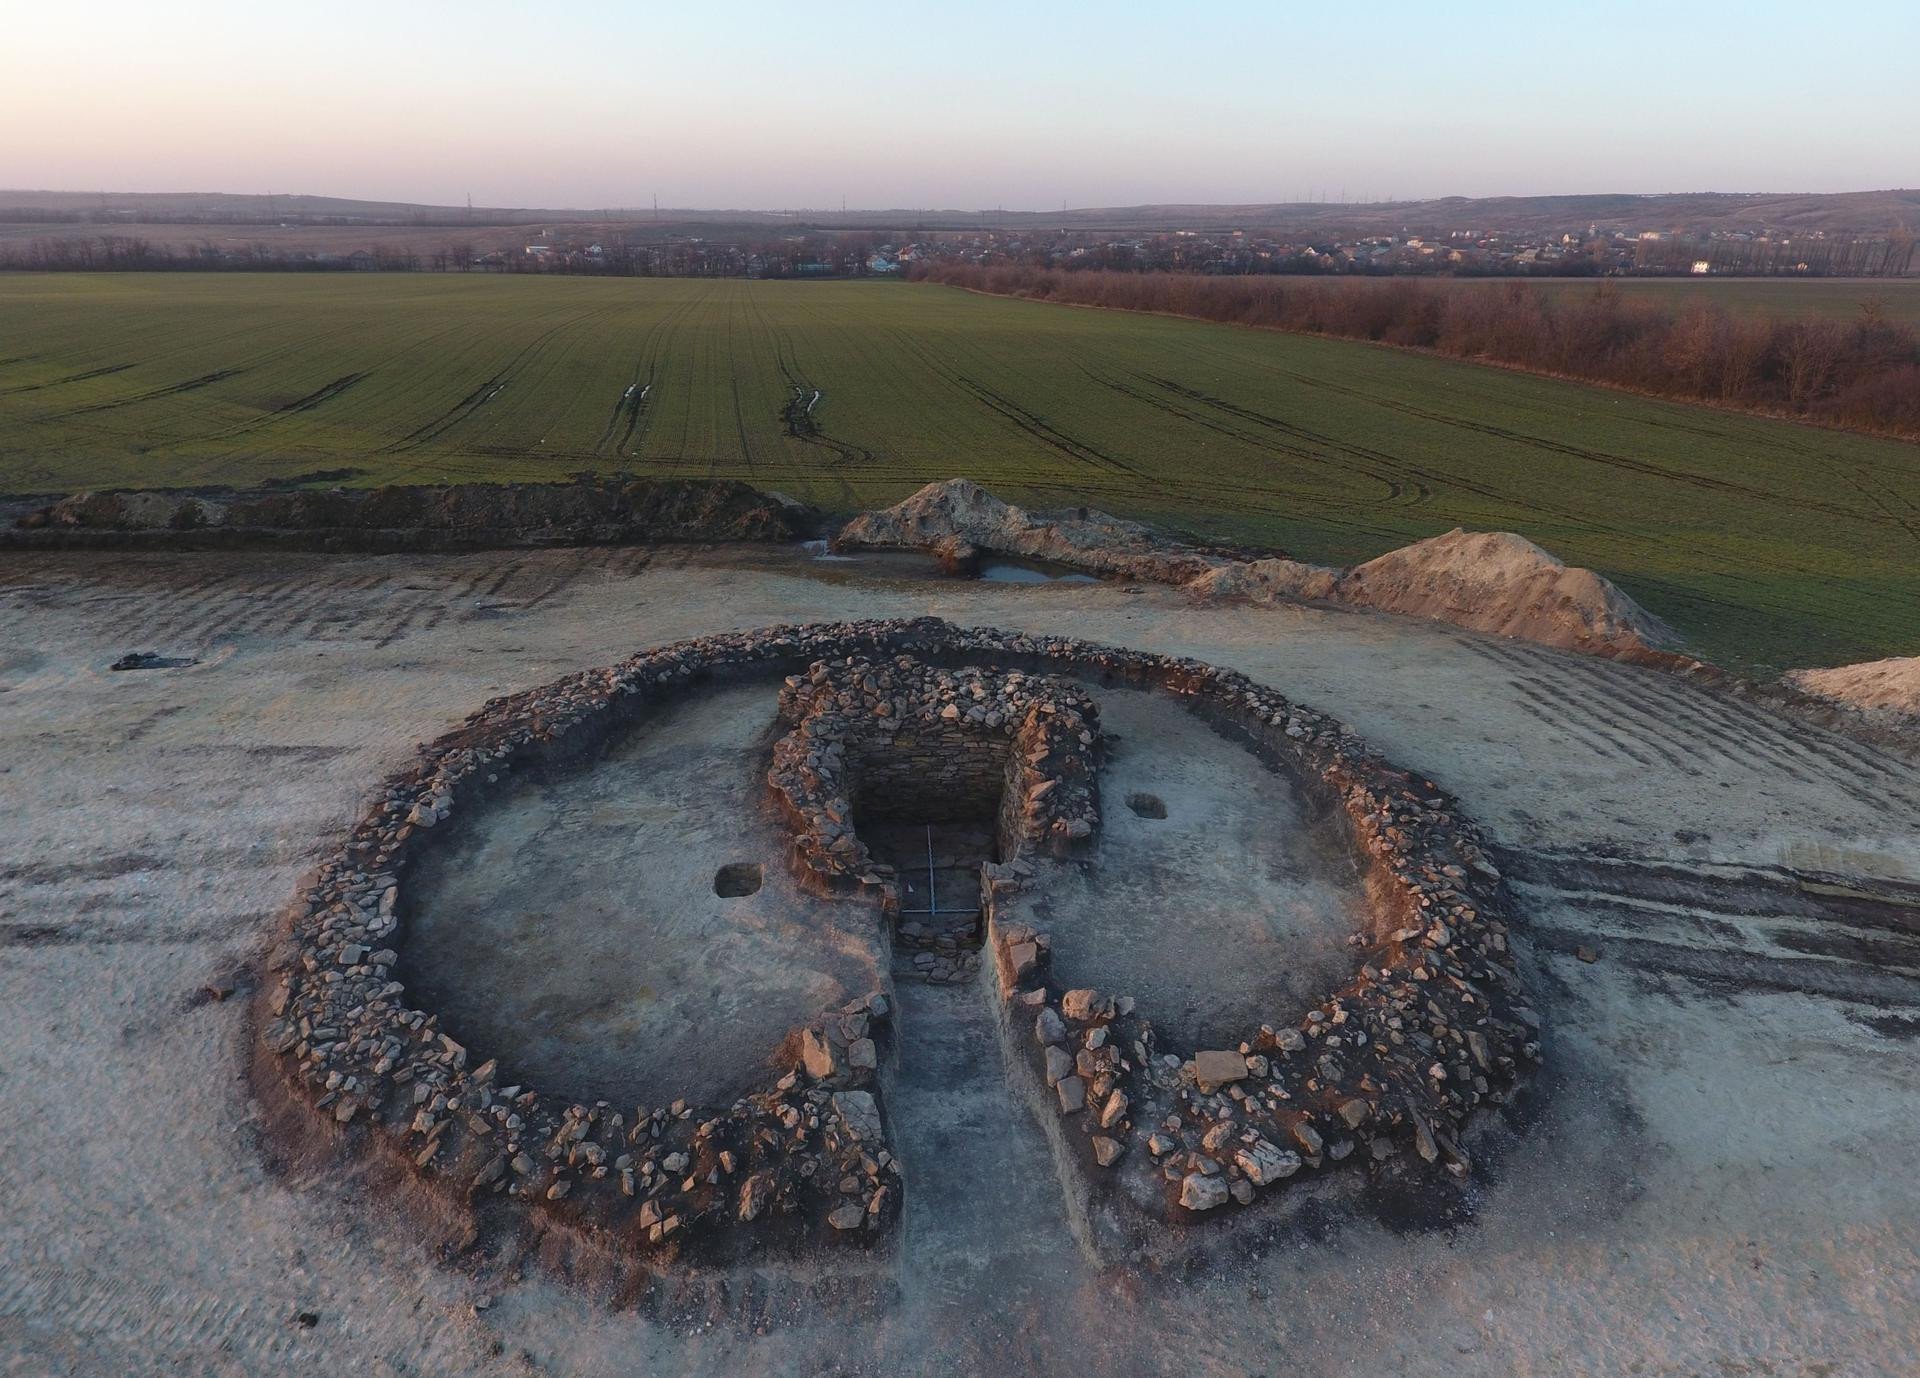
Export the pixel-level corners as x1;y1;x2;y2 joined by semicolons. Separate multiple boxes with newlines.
1784;656;1920;729
838;480;1674;659
1339;529;1675;653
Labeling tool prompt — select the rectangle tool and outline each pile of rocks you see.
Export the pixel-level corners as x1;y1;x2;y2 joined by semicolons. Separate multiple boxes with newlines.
767;655;1103;903
834;477;1232;584
261;615;1536;1266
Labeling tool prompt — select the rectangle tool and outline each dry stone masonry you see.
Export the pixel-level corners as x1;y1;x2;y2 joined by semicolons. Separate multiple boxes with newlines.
767;656;1102;898
259;616;1538;1270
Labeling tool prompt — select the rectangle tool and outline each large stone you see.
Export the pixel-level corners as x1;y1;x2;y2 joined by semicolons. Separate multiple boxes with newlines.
1062;989;1109;1022
802;1028;838;1080
738;1171;773;1222
1235;1139;1303;1186
828;1203;866;1231
1193;1050;1248;1092
832;1090;883;1143
1056;1075;1087;1114
1043;1045;1074;1086
1179;1172;1230;1211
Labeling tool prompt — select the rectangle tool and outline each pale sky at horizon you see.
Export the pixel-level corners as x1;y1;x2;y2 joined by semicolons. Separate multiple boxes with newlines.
3;0;1915;211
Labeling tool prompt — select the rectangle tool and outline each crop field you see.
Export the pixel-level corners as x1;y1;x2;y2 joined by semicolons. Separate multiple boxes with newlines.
3;272;1918;669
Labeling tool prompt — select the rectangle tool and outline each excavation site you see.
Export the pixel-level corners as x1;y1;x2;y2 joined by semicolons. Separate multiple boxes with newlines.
4;490;1918;1378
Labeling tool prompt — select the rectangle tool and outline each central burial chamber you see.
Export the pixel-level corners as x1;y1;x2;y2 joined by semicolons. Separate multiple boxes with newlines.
841;681;1061;955
765;656;1104;953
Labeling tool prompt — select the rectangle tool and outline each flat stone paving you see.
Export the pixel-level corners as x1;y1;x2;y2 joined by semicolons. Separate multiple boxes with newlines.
402;680;886;1108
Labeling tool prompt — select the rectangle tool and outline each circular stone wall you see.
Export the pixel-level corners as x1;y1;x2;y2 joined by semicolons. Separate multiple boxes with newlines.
257;617;1539;1266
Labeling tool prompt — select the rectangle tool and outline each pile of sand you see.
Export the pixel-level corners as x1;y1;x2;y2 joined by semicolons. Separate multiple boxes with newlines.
1784;656;1920;728
1337;528;1675;656
840;480;1674;659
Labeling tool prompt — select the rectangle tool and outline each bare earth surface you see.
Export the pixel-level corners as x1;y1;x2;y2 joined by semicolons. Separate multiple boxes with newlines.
1037;685;1368;1047
3;544;1918;1378
404;683;887;1109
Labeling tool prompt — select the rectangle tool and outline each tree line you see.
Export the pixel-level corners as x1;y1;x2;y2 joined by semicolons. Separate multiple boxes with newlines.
914;264;1920;441
0;232;891;278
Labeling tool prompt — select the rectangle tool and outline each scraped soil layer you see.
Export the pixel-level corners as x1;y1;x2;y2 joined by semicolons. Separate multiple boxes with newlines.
4;545;1918;1377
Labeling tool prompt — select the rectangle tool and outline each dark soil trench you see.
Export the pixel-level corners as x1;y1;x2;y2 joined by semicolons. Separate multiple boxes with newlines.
863;819;1084;1299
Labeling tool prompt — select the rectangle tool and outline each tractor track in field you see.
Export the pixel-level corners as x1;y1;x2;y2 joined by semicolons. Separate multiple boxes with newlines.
1451;633;1920;813
651;282;728;463
878;324;1148;482
24;315;379;431
1175;335;1892;629
594;380;652;454
1089;367;1418;509
1269;363;1914;533
0;362;134;397
1497;845;1920;1008
773;335;872;466
273;371;371;418
39;367;250;419
747;288;873;477
951;374;1147;480
1845;466;1920;548
1143;373;1663;548
730;371;756;474
873;322;1396;532
596;290;709;457
150;320;466;448
383;309;610;453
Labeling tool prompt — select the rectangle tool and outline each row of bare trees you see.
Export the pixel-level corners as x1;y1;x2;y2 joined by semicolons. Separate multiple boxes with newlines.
915;264;1920;440
0;235;431;271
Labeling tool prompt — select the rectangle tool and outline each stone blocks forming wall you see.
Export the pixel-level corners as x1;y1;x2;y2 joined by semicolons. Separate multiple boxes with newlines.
258;616;1537;1274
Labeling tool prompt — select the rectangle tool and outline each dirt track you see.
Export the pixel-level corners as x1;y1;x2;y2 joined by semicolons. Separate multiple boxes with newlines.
3;544;1917;1377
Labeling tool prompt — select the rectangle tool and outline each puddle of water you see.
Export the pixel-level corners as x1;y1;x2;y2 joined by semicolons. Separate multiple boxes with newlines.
793;543;1098;585
978;560;1098;585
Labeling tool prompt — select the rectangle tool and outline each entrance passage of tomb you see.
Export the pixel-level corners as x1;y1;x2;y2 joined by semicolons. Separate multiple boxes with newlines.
863;821;993;949
845;724;1019;955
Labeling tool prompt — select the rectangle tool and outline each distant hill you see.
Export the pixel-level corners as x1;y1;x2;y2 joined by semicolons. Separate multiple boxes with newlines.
2;188;1916;236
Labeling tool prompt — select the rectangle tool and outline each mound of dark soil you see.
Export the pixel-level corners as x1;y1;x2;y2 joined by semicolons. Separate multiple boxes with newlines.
8;477;816;551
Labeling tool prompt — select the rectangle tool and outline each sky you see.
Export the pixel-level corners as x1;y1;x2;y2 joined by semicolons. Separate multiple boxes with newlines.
3;0;1916;210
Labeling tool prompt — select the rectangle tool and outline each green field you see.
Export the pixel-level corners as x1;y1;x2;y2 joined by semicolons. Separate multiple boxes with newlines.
3;273;1917;671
